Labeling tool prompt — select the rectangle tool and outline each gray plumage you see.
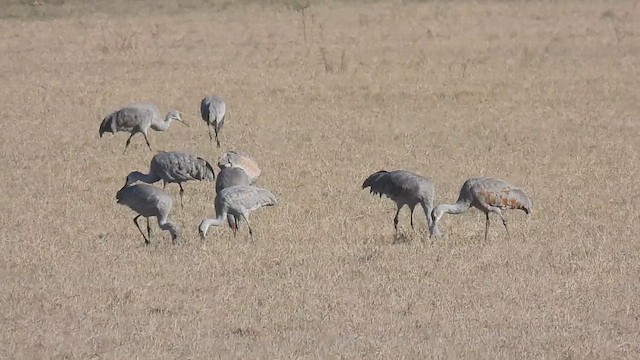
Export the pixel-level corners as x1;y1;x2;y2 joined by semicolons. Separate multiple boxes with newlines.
125;151;215;208
430;177;532;241
215;167;252;235
362;170;440;237
99;102;188;154
116;183;180;245
200;95;228;148
199;185;277;240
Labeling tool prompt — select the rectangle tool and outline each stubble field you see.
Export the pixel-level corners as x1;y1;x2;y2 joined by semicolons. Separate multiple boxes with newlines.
1;0;639;358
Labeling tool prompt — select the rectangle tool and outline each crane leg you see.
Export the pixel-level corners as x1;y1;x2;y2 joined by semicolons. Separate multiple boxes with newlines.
227;214;238;237
208;125;215;148
409;206;415;230
484;212;490;242
393;206;401;234
123;133;135;154
133;215;150;245
147;218;152;241
142;132;152;151
495;209;511;239
178;183;185;209
241;214;253;240
214;127;221;148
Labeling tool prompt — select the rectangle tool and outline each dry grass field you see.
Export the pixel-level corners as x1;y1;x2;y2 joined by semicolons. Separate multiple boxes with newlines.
1;0;639;358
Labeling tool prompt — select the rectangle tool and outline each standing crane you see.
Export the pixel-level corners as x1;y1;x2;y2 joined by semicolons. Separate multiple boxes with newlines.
217;151;261;184
200;95;228;148
215;167;251;236
198;185;277;240
99;102;188;154
430;177;532;241
125;151;215;208
115;182;180;245
362;170;440;237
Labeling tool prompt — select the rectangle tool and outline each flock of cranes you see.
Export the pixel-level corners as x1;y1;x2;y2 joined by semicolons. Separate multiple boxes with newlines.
100;96;533;245
101;96;277;244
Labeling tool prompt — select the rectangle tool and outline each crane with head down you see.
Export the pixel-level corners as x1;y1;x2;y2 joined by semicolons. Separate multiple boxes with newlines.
362;170;441;237
430;177;532;241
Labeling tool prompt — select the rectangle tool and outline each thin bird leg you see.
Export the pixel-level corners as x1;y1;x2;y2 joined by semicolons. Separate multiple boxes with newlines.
393;206;401;233
208;125;215;147
227;214;238;237
133;215;150;245
142;131;153;151
241;214;253;240
146;218;152;241
123;133;135;154
494;208;511;239
178;183;185;208
484;212;490;242
410;206;415;230
214;127;221;148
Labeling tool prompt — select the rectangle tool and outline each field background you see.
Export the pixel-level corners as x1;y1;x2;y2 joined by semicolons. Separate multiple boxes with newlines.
1;0;639;358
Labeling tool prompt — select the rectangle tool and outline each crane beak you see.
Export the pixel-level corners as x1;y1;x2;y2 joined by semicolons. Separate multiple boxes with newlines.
178;119;190;127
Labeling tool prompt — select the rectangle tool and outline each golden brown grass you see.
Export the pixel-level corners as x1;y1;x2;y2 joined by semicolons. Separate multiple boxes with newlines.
1;0;639;358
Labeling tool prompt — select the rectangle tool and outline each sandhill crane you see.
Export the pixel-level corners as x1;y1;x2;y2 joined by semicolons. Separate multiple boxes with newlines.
199;185;277;240
200;95;228;148
430;177;532;241
215;167;251;235
116;183;180;245
362;170;440;237
217;151;261;184
99;102;188;154
125;151;215;208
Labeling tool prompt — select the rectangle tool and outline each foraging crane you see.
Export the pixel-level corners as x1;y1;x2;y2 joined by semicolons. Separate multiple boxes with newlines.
217;151;261;184
215;167;251;236
362;170;440;237
115;182;180;245
198;185;277;240
99;102;188;154
125;151;215;208
430;177;532;241
200;95;228;148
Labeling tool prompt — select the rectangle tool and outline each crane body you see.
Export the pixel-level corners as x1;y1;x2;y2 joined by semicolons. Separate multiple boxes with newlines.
430;177;532;241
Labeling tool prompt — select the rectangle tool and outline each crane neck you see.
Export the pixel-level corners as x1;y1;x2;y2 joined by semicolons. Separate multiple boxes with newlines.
150;113;173;131
127;171;161;186
199;216;226;238
438;201;470;215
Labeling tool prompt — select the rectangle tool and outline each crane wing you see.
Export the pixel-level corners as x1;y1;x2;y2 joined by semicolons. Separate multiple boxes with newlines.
200;97;211;122
471;178;532;214
362;170;423;200
220;186;277;213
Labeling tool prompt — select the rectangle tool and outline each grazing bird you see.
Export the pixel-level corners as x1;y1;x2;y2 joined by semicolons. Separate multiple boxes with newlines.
430;177;532;241
215;167;251;235
99;102;188;154
362;170;440;237
200;95;228;148
199;185;277;240
125;151;215;208
115;183;180;245
217;151;261;184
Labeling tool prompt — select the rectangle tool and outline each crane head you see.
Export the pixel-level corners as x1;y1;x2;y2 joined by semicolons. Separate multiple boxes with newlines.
168;110;189;127
198;220;209;241
124;171;145;187
429;206;445;238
